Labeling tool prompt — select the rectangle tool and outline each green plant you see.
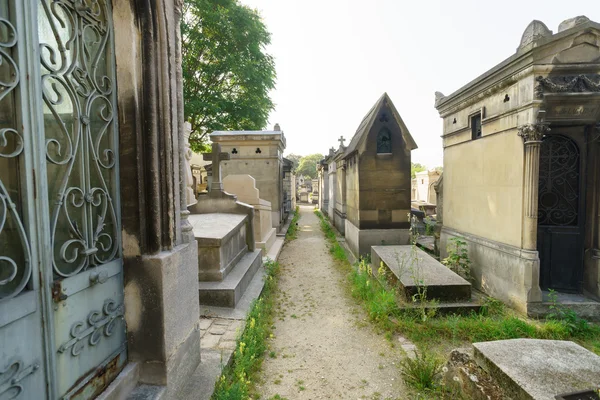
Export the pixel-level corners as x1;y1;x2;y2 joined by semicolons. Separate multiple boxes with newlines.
442;238;471;279
399;350;443;391
424;217;436;236
285;206;300;241
211;260;281;399
547;289;592;336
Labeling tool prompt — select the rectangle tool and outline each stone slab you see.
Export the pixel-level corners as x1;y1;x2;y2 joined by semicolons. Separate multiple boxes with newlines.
263;237;284;263
372;245;471;301
473;339;600;400
189;213;246;245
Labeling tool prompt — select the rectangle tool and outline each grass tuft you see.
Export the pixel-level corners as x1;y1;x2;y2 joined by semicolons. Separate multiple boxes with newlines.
211;260;281;400
285;206;300;241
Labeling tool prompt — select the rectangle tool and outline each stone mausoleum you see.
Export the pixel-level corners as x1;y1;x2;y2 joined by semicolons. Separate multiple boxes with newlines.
319;93;417;257
210;125;287;231
435;16;600;318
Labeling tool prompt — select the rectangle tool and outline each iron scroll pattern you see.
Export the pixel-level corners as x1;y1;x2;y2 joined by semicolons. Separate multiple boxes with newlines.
535;74;600;99
537;135;580;226
39;0;119;278
0;13;33;300
58;298;124;357
0;359;40;400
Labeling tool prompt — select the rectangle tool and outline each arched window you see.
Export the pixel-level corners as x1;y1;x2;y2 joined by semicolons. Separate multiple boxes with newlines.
377;127;392;154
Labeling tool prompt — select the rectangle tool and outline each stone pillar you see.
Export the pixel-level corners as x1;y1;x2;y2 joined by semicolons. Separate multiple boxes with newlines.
518;123;549;251
517;123;549;304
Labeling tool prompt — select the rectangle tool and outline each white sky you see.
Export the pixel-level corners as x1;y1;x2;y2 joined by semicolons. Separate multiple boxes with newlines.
238;0;599;168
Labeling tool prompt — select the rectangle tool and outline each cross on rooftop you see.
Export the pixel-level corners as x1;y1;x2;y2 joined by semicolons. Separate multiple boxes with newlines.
338;136;345;147
203;143;230;193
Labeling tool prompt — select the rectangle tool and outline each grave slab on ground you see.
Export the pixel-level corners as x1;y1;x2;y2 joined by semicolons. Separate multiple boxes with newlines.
473;339;600;400
372;245;471;301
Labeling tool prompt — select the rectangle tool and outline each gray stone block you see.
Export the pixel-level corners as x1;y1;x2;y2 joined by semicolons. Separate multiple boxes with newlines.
372;245;471;301
474;339;600;400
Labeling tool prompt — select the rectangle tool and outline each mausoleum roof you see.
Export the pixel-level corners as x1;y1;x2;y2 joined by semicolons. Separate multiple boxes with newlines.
344;92;417;157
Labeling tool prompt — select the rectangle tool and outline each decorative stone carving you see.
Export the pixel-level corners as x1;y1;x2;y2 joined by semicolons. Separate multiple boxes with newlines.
183;122;197;207
558;15;590;33
535;74;600;99
202;143;230;194
434;91;446;107
518;20;552;49
517;123;550;143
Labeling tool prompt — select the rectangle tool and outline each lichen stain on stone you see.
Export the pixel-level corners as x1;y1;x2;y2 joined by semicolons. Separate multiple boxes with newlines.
122;229;141;257
125;280;142;332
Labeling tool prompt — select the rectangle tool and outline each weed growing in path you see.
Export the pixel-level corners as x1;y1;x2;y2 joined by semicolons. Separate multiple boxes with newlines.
211;260;281;400
285;206;300;241
399;350;443;391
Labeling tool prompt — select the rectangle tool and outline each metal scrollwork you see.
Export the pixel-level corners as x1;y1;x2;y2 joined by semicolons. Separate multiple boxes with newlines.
58;298;124;357
538;135;580;226
39;0;119;278
0;359;40;400
0;11;32;300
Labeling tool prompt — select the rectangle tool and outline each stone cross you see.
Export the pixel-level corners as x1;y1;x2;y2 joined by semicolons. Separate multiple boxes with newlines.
338;135;345;147
203;143;230;192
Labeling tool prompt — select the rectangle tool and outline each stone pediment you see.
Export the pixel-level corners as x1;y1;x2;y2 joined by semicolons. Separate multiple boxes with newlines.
343;93;417;158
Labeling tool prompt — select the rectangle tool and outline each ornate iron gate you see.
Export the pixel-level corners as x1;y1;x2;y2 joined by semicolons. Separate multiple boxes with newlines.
537;134;584;292
0;1;126;398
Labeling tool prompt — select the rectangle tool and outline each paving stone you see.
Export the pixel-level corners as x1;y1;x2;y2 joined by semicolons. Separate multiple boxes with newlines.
218;340;237;350
212;318;231;326
199;318;213;330
208;325;227;335
200;332;221;350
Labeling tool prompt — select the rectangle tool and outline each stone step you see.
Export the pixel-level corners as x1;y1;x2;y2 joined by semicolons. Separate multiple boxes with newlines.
263;237;284;263
126;384;166;400
199;249;263;308
398;293;483;316
372;245;471;302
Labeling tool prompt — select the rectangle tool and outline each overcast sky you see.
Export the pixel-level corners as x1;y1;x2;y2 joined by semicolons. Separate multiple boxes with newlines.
238;0;598;168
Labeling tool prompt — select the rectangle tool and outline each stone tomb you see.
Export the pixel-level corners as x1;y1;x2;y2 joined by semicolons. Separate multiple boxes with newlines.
372;245;471;302
473;339;600;400
189;143;263;308
223;174;282;258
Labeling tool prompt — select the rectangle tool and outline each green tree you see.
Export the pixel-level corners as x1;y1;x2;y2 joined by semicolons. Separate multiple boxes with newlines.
411;162;427;178
182;0;276;152
296;154;324;179
284;153;302;171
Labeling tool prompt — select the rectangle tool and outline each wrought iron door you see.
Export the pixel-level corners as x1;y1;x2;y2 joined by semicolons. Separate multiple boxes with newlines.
537;134;584;292
1;0;126;398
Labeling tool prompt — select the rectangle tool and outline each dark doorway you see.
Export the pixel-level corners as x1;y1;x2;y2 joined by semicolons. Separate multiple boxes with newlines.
537;134;585;292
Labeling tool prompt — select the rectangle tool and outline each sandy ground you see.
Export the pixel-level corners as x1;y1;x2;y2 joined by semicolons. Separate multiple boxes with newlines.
256;205;406;400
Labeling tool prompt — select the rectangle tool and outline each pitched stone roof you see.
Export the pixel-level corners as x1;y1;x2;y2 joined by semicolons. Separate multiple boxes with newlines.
343;93;417;158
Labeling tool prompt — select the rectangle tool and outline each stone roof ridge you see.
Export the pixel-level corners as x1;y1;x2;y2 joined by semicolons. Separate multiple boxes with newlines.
343;92;417;157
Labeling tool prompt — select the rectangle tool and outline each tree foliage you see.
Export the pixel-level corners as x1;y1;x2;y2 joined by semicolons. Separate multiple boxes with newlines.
182;0;276;152
411;162;427;179
284;153;302;170
296;154;324;179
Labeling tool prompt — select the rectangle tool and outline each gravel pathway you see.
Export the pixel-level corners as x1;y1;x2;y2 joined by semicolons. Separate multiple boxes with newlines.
256;205;406;400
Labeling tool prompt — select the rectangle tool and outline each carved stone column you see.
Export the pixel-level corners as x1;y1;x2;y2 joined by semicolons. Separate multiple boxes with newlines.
517;123;548;304
518;123;550;251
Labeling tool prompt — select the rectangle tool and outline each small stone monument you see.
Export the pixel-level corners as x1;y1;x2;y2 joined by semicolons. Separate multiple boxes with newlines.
223;175;281;257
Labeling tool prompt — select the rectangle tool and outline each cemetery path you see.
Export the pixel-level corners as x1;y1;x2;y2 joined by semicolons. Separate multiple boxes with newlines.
256;205;406;400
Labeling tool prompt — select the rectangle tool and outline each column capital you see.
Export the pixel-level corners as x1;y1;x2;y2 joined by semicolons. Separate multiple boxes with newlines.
518;123;550;144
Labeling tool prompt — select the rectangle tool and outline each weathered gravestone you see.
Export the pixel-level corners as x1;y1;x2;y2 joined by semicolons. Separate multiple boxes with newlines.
223;174;284;260
473;339;600;400
188;143;262;308
371;245;471;302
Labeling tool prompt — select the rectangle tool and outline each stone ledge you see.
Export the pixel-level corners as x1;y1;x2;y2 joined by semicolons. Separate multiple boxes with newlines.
190;213;247;246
